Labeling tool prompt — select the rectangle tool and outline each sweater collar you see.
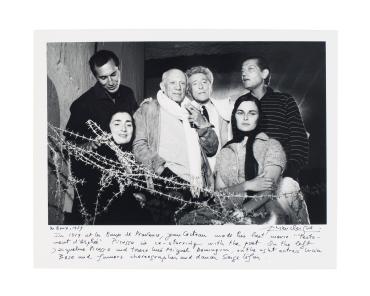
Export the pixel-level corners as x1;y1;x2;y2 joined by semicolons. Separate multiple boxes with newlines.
93;82;121;100
248;86;274;100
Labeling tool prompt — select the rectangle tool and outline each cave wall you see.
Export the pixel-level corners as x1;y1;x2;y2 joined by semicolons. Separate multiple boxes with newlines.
47;42;96;224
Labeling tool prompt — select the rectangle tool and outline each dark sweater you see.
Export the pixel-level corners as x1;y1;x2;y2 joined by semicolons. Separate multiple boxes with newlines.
240;87;309;179
64;83;138;224
65;83;138;143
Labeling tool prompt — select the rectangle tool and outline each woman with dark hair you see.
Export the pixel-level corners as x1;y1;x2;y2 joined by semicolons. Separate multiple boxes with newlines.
93;110;153;225
214;96;310;224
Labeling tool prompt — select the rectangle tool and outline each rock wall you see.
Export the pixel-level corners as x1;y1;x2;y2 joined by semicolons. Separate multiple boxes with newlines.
47;43;96;224
47;42;96;130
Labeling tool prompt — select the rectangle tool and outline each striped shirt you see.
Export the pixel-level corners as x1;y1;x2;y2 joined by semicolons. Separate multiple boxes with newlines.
240;87;309;179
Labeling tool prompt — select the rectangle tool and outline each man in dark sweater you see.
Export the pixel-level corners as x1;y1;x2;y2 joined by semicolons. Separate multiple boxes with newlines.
65;50;138;146
238;56;309;181
64;50;138;224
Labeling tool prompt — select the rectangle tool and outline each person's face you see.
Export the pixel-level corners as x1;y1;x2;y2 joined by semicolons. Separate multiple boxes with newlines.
188;73;211;103
109;112;133;145
161;70;187;103
241;59;268;90
94;59;121;93
235;101;259;132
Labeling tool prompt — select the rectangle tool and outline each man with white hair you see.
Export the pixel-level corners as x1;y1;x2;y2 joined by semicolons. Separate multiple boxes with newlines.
133;69;219;224
186;66;232;172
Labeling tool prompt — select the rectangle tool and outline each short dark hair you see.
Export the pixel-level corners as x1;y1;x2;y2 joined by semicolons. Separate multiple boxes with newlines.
243;56;271;85
89;50;120;76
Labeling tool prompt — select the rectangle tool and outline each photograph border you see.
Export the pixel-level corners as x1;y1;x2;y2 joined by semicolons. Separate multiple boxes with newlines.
34;29;337;269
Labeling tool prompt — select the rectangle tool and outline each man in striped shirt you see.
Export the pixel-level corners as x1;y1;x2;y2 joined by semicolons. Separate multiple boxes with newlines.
238;57;309;181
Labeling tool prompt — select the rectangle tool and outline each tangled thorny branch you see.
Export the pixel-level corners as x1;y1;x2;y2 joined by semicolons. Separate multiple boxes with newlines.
48;121;320;225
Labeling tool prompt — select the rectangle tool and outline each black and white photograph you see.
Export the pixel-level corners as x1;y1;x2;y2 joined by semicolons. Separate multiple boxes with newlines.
47;40;326;226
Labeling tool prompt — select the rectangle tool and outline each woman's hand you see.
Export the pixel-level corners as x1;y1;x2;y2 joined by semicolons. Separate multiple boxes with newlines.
244;173;274;192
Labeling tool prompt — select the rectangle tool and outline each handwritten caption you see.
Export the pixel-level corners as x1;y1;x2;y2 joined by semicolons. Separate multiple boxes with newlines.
49;225;322;264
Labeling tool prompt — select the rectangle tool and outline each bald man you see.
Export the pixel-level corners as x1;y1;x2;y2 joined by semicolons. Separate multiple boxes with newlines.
133;69;219;224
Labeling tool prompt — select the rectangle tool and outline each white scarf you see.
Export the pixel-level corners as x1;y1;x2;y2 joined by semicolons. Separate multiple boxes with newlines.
156;90;203;197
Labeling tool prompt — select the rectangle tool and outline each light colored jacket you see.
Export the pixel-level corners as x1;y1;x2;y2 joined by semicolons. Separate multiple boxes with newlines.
133;99;219;189
216;114;230;148
209;97;232;148
215;132;287;186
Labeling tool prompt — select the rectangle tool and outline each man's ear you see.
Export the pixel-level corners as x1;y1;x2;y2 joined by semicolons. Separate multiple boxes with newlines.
160;82;165;92
261;69;270;80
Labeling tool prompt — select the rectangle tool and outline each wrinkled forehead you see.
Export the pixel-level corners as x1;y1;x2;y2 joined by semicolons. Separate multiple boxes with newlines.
188;72;209;83
165;70;186;82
